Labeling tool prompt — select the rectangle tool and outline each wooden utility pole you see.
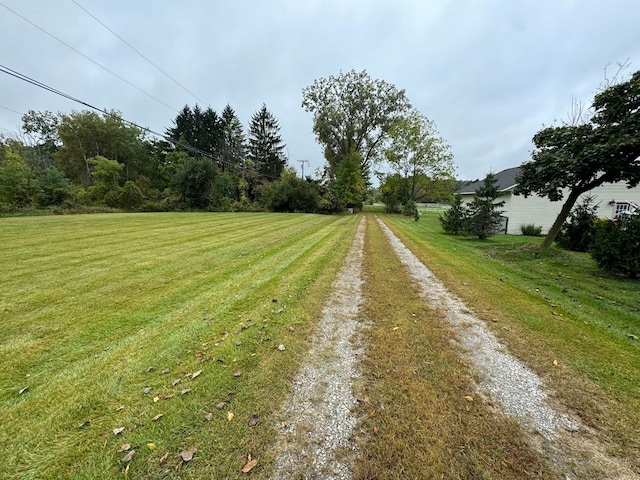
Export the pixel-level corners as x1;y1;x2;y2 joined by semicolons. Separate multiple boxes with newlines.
297;159;309;178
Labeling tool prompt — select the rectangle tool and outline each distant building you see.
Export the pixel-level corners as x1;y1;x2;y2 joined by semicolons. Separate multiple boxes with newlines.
457;167;640;235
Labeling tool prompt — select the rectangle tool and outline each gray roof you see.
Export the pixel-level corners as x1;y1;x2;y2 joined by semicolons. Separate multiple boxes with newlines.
457;166;522;194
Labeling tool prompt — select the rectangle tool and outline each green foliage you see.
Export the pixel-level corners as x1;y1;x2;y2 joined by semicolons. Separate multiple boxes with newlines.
267;171;320;213
439;195;467;234
466;173;505;239
119;180;145;209
378;173;403;213
555;196;598;251
171;157;216;208
302;69;411;184
383;110;455;204
515;70;640;249
247;104;286;178
331;148;365;209
591;214;640;278
0;146;31;207
520;224;543;236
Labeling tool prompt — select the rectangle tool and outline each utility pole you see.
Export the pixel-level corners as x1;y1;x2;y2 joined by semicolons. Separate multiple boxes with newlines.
297;159;309;178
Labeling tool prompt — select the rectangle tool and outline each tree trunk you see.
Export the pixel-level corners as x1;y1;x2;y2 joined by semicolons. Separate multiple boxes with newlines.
541;190;582;249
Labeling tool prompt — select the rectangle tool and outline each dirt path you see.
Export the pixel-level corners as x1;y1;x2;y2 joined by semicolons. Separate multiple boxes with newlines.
269;217;366;480
376;216;638;480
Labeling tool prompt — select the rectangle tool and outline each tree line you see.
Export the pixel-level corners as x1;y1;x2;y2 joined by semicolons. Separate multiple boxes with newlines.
0;70;456;214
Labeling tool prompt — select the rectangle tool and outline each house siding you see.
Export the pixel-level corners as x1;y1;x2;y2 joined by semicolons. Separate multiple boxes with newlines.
461;181;640;235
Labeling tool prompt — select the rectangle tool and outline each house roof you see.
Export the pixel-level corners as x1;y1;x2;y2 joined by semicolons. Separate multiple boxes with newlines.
457;166;522;194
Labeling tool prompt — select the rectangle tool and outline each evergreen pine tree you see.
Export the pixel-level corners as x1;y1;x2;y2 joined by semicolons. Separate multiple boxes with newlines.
466;173;505;239
247;104;286;178
221;105;245;170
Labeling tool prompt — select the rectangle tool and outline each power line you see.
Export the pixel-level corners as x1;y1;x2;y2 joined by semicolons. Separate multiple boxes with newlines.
0;63;280;180
72;0;207;106
0;1;178;113
0;105;23;116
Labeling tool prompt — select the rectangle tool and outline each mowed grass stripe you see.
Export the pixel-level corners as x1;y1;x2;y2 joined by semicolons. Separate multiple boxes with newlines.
0;212;359;479
2;212;314;279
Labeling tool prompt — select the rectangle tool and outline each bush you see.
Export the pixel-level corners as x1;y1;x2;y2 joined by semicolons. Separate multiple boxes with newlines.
556;196;598;251
520;224;542;236
590;215;640;278
439;195;467;235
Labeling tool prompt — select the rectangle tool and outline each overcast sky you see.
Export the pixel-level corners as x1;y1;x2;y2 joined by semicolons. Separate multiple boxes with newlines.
1;0;639;181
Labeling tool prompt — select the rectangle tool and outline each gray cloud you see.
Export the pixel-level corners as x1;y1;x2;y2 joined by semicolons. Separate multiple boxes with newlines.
1;0;639;181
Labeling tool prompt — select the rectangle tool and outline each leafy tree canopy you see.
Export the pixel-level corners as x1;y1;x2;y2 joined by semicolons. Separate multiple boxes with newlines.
515;70;640;249
302;69;411;182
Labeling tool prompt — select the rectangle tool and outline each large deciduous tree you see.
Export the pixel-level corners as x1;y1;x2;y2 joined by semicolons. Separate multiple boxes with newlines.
515;70;640;249
383;110;455;204
247;104;286;178
302;69;411;183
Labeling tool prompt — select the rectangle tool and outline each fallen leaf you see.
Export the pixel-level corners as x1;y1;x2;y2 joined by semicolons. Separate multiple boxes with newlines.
392;326;400;331
181;388;191;395
215;401;226;410
147;443;156;450
241;455;257;473
163;394;175;400
113;427;125;435
78;420;91;428
205;412;214;421
119;443;131;452
142;387;152;394
277;344;286;351
247;414;260;427
152;413;164;422
180;446;198;462
464;396;474;402
121;450;136;463
172;378;181;386
227;411;234;422
234;370;242;377
116;405;125;411
146;366;155;372
161;368;170;374
192;370;202;379
373;426;379;435
18;387;28;395
159;452;169;465
153;396;160;403
553;359;559;366
281;421;288;428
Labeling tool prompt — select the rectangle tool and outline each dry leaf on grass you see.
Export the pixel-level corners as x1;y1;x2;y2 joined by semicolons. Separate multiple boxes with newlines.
152;413;163;422
247;414;260;427
172;378;181;386
227;411;234;422
241;454;258;473
159;452;169;465
215;401;226;410
18;387;28;395
234;370;242;377
119;443;131;452
121;450;136;463
204;412;214;421
161;368;170;374
113;427;125;435
147;443;156;450
116;405;125;411
181;388;191;395
153;396;160;403
142;387;152;394
464;395;474;402
277;344;285;351
191;370;202;379
180;446;197;462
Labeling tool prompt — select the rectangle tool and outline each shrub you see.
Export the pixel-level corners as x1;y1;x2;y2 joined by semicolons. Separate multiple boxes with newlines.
590;214;640;278
556;195;598;251
440;195;467;234
520;224;542;236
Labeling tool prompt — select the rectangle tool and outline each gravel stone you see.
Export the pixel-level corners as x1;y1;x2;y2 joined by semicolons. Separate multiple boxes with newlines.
270;217;366;480
377;217;580;439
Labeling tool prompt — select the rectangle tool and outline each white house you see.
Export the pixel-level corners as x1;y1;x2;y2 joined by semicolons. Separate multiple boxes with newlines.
458;167;640;235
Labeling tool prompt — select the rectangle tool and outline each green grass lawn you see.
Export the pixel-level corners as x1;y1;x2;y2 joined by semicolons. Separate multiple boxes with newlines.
379;212;640;469
0;212;360;479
